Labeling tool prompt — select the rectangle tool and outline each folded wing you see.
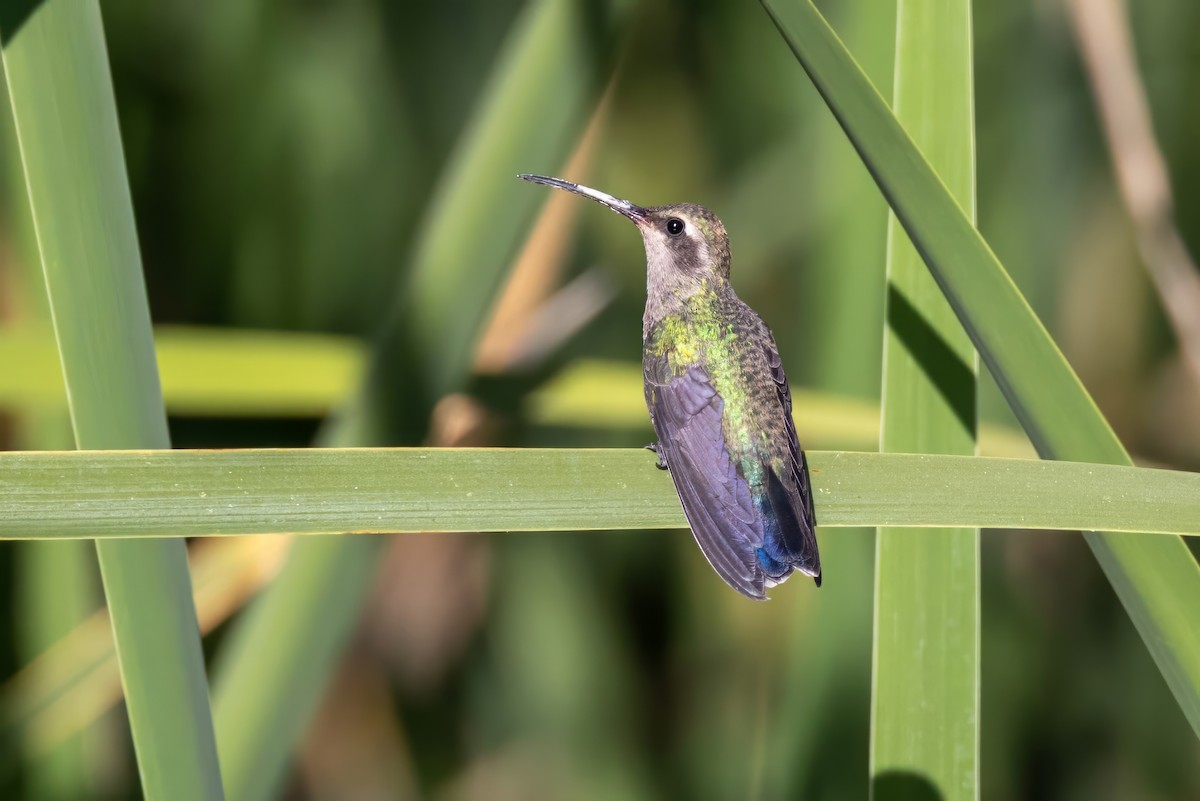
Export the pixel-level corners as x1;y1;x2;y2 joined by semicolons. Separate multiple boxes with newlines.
647;363;770;599
762;339;821;585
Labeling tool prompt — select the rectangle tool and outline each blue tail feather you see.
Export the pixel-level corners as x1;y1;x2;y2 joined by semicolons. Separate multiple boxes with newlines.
753;463;820;585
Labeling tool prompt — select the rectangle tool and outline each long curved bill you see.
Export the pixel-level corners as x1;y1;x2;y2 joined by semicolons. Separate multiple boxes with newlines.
519;174;647;223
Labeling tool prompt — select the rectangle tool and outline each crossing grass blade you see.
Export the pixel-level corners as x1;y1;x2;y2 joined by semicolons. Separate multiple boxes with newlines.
1;62;106;799
0;1;224;798
873;0;979;798
760;0;1200;737
0;448;1196;539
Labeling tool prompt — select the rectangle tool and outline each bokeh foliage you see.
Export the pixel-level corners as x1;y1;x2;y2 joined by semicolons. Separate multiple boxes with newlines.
2;0;1200;799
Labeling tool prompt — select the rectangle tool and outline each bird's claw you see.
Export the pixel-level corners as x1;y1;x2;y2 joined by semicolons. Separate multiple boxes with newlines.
644;441;668;471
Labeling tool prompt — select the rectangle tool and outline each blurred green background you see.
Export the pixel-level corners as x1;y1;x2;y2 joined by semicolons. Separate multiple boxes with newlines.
2;0;1199;798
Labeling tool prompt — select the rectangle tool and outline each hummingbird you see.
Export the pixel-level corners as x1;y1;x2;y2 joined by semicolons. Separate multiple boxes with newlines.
520;174;821;598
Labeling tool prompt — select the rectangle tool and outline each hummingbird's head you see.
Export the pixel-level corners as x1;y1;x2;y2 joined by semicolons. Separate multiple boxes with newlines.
519;175;732;295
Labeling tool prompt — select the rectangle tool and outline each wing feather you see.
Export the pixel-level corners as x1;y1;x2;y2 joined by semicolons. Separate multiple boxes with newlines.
762;338;821;584
646;362;768;599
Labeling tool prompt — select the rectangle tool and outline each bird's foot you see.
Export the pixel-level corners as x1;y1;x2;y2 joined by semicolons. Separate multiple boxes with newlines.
644;441;668;471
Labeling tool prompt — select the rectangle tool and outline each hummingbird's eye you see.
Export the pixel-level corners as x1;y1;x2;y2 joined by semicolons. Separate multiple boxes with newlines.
666;218;685;236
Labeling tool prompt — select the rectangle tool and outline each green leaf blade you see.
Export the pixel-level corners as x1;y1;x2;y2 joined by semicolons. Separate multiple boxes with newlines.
1;1;224;798
0;449;1197;538
873;0;979;797
761;0;1200;740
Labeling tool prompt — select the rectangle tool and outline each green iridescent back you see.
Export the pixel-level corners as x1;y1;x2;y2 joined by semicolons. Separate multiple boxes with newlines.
645;281;792;483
